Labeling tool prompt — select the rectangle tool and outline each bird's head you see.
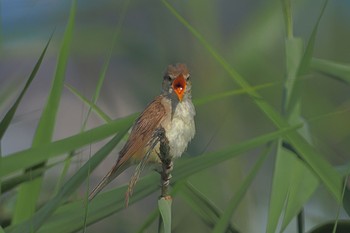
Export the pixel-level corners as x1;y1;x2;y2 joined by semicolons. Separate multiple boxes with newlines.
162;63;191;102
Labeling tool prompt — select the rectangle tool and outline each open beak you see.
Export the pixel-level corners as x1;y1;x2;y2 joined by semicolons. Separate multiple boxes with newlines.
172;75;186;101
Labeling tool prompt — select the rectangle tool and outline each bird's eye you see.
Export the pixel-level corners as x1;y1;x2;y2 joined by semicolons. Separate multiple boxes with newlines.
186;75;191;81
166;76;172;81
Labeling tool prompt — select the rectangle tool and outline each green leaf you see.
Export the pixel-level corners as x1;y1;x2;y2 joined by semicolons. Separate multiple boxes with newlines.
37;174;159;233
6;125;131;233
311;58;350;84
213;144;271;233
267;141;319;233
193;82;276;107
180;182;239;233
0;33;52;141
332;174;349;233
32;125;299;232
135;208;159;233
286;0;329;117
1;114;136;178
12;0;77;224
280;151;319;231
174;124;301;181
0;32;52;196
281;0;293;38
1;162;59;193
161;0;342;202
283;37;303;119
158;197;172;233
65;83;112;123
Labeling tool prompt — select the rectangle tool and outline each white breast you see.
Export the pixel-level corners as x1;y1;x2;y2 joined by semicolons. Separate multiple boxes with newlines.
164;99;196;158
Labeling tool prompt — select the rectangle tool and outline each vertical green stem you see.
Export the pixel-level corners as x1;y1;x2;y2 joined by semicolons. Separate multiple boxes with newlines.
281;0;293;39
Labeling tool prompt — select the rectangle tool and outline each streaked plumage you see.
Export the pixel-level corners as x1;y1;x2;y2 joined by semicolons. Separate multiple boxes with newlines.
89;63;195;201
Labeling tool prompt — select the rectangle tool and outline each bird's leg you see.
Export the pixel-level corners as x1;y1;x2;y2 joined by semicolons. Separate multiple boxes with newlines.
156;127;172;198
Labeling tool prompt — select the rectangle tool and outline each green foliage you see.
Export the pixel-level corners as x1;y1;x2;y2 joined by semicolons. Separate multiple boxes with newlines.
158;198;172;233
1;0;349;232
213;144;272;233
12;0;77;224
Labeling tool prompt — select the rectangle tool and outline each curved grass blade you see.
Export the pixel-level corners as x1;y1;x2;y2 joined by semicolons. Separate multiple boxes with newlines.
267;140;319;233
1;114;136;178
65;83;112;123
135;208;159;233
37;174;159;233
174;124;301;182
193;82;277;107
213;144;272;233
6;125;130;233
158;197;172;233
286;0;329;116
1;162;60;193
0;33;52;196
161;0;342;202
282;37;303;118
311;58;350;84
0;33;53;141
180;182;239;233
281;147;319;232
332;171;349;233
31;125;300;233
12;0;77;224
81;0;130;129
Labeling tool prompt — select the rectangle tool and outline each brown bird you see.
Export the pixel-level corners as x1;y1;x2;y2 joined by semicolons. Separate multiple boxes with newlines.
88;63;196;201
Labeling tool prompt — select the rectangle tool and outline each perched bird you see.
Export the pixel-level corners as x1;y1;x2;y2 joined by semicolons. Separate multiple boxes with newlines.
88;63;196;201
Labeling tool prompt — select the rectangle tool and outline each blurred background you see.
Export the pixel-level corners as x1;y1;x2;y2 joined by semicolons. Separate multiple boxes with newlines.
1;0;350;232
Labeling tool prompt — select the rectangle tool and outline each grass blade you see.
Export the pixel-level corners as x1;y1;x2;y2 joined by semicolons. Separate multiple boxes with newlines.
38;174;159;233
0;32;52;195
267;140;319;233
1;114;136;177
135;208;159;233
161;0;342;202
213;144;272;233
12;0;77;224
286;0;329;116
0;33;52;141
6;125;130;233
281;0;293;39
193;82;277;107
65;83;112;122
32;125;300;232
158;198;172;233
1;162;59;193
180;182;239;233
282;37;303;118
311;58;350;84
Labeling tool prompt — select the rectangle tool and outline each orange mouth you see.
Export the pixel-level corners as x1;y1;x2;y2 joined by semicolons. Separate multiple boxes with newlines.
172;75;186;101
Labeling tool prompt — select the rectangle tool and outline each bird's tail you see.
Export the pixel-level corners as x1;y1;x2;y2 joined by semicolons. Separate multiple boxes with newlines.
88;161;129;201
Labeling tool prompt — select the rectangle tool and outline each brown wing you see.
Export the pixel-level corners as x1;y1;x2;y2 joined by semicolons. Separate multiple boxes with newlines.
116;95;166;166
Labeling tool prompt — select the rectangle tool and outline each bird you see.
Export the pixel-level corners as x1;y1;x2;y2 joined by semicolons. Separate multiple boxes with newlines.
88;63;196;202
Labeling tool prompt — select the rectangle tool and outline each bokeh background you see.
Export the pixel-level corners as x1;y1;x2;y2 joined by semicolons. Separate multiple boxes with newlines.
1;0;350;232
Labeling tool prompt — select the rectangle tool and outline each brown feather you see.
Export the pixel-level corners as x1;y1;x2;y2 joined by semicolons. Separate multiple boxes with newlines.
88;95;167;201
115;95;166;168
166;63;189;77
